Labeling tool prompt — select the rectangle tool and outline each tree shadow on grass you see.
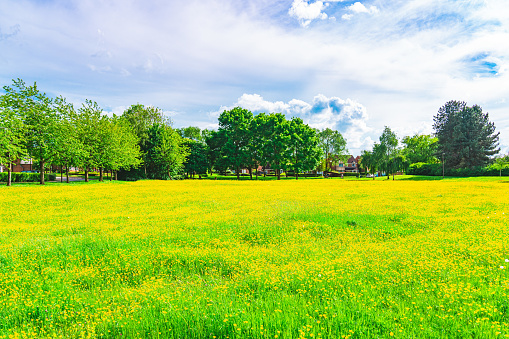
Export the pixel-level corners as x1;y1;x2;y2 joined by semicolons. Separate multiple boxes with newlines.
397;176;444;181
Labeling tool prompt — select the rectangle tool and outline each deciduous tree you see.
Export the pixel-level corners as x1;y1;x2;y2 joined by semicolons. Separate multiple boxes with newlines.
401;134;438;164
4;79;58;185
318;128;348;172
257;113;290;180
218;107;253;180
287;117;321;179
0;91;26;186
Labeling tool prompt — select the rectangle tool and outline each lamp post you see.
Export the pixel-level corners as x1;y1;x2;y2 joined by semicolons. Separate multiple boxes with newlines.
442;152;445;179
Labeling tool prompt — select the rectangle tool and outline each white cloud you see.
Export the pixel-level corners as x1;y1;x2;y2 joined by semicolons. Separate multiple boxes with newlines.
348;2;378;14
1;0;509;152
342;1;379;20
289;0;328;27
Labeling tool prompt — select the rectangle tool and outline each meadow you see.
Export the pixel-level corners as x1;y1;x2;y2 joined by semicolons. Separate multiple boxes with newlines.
0;177;508;338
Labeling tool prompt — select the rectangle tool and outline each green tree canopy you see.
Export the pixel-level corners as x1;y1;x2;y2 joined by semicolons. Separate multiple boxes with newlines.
0;90;26;186
378;126;399;179
257;112;290;180
359;150;378;180
433;101;499;169
401;134;438;164
287;117;321;179
318;128;348;172
492;154;509;177
146;123;188;179
53;96;85;183
218;107;253;180
182;138;209;177
177;126;203;142
3;79;59;184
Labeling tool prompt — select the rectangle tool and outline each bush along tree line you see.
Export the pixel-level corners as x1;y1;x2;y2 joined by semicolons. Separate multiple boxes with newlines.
359;100;507;178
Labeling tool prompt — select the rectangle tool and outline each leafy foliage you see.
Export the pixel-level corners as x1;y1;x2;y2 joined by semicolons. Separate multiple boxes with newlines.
218;107;253;180
318;128;348;172
287;117;322;179
145;123;189;179
401;134;438;164
433;101;500;169
183;139;209;177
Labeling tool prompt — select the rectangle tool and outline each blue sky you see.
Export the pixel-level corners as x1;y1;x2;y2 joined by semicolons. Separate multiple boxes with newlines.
1;0;508;154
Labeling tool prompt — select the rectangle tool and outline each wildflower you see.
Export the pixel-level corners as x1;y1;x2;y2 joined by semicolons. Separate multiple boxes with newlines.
505;259;509;263
501;266;505;269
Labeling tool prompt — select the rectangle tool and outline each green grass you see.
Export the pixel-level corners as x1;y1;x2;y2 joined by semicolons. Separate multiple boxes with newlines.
0;177;508;338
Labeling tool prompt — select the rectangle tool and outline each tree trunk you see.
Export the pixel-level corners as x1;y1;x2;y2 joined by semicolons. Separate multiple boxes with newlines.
296;171;299;180
7;163;12;187
61;164;63;182
110;170;113;181
276;165;281;180
40;161;45;185
249;168;253;180
236;166;240;180
85;169;89;182
393;174;395;181
66;165;70;183
99;168;104;182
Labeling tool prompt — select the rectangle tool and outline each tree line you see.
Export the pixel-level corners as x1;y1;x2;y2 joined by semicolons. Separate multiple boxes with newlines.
2;79;506;185
360;100;506;179
0;79;351;185
0;80;146;186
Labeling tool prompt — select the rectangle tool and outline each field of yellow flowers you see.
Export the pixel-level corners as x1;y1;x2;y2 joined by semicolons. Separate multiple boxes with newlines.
0;177;508;338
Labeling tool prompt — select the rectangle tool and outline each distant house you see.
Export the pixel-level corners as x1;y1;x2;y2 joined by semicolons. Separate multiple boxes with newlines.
345;156;359;173
4;159;35;173
331;162;346;172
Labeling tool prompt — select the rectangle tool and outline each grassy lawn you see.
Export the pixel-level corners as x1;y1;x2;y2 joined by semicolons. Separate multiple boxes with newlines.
0;177;508;338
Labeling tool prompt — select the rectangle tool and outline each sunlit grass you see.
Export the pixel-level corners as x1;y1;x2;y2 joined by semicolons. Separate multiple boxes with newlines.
0;177;508;338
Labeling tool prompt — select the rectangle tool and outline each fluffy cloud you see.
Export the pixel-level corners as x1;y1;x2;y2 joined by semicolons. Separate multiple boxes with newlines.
342;2;379;20
2;0;508;151
348;2;378;14
214;93;374;152
289;0;329;27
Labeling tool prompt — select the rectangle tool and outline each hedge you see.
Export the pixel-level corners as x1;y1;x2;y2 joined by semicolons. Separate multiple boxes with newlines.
0;172;57;182
407;162;509;177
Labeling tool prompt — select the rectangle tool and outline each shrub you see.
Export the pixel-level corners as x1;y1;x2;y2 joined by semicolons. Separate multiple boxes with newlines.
407;163;443;176
0;172;56;182
407;162;509;177
341;172;360;178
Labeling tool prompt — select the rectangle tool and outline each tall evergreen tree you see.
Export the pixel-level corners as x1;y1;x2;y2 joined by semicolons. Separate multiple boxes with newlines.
433;101;499;169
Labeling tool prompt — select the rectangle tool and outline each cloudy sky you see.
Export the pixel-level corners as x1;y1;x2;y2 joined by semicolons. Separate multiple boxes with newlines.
1;0;508;154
